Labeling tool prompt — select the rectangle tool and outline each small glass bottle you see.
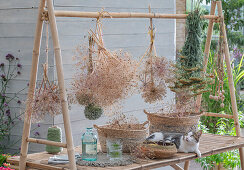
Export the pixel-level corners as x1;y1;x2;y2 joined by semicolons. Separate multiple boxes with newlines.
81;128;97;161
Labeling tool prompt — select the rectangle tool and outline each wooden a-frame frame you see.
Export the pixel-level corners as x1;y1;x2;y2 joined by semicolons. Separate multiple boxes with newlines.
19;0;243;170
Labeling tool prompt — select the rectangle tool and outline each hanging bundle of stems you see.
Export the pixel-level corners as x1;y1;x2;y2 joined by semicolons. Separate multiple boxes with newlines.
209;20;225;108
29;22;62;123
72;17;136;108
169;8;211;112
31;64;62;122
140;12;169;104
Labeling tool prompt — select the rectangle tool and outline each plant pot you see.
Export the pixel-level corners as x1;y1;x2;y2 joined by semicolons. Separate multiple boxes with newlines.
94;121;149;153
144;110;202;134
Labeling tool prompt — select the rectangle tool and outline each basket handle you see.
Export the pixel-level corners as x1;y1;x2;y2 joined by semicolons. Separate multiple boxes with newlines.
143;109;150;115
93;124;100;130
142;121;149;127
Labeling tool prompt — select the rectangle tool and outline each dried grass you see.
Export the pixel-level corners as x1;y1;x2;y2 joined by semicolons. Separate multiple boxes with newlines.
106;113;144;130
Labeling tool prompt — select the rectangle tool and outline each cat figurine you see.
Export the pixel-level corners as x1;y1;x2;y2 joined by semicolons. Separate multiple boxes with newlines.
145;130;202;157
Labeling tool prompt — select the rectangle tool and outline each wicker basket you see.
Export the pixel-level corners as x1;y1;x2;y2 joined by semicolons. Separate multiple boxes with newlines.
140;143;177;159
144;110;202;134
94;121;149;153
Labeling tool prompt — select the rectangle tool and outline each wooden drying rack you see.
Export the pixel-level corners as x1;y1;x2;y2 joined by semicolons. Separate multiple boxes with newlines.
18;0;243;170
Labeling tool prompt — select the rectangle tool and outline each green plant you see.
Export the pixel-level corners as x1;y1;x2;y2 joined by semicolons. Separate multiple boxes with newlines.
201;52;244;133
169;8;211;112
0;54;40;154
0;154;11;168
203;0;244;49
197;115;243;169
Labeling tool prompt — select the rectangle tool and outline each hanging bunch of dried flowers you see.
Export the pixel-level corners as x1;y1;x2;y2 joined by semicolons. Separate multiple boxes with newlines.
168;8;212;114
30;64;62;123
72;17;136;111
27;22;62;123
208;20;225;108
139;13;169;104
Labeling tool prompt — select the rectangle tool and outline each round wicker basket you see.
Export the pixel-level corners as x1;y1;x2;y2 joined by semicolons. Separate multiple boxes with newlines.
144;110;202;133
94;121;149;153
140;143;177;159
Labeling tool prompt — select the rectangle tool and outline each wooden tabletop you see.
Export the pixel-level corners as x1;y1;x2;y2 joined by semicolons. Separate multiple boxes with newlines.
7;133;244;170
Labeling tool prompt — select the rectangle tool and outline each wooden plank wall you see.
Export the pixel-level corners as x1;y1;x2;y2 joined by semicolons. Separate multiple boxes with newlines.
0;0;178;153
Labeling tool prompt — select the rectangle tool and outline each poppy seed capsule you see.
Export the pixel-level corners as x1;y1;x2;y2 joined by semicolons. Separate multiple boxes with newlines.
214;96;219;101
209;95;214;99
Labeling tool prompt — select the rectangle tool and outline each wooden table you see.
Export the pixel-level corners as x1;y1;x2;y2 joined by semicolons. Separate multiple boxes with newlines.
7;133;244;170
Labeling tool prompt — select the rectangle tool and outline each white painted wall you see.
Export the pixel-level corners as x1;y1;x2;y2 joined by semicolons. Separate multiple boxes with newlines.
0;0;176;153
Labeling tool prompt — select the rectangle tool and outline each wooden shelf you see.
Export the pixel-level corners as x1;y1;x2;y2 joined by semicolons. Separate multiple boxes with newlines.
8;133;244;170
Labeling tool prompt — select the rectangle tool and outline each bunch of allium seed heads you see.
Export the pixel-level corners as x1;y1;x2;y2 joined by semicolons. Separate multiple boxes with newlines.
72;20;136;112
30;64;62;122
140;19;169;104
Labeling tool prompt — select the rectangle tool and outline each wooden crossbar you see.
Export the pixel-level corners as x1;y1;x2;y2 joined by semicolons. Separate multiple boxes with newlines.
27;138;67;148
54;11;219;19
203;112;234;119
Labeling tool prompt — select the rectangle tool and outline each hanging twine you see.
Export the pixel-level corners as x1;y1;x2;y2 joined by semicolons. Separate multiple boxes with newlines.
209;18;225;108
46;126;63;154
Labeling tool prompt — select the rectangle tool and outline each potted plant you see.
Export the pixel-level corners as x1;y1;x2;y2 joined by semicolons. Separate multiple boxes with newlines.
145;8;211;133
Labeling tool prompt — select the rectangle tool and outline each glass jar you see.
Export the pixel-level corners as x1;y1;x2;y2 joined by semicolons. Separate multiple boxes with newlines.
81;128;97;161
106;138;122;161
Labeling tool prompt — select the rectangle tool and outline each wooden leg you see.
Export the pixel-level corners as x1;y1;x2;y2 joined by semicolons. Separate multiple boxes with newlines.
184;161;190;170
216;1;244;169
19;1;45;169
46;0;77;169
171;164;183;170
195;1;216;111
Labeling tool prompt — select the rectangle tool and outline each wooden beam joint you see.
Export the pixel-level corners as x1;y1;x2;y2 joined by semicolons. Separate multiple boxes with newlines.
41;10;49;21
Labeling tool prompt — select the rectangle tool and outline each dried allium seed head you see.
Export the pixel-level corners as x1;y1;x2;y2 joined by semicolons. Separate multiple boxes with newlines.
141;81;166;103
29;83;62;123
71;43;137;108
139;56;170;103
